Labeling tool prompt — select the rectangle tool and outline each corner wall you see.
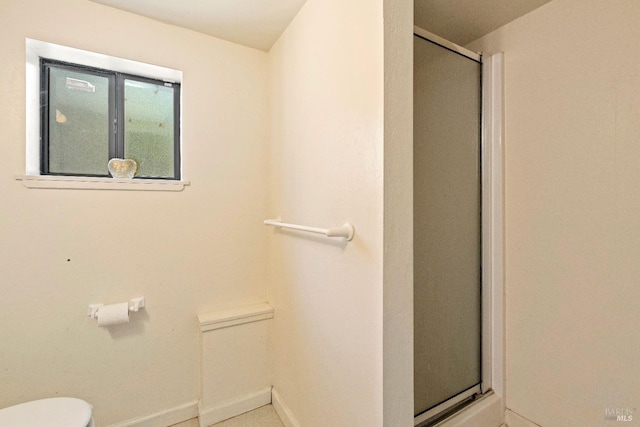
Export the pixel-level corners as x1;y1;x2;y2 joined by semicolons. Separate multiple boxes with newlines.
0;0;269;424
383;0;414;425
469;1;640;425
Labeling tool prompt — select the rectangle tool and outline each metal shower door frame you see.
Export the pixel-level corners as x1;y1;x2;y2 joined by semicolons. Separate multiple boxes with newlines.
413;25;504;426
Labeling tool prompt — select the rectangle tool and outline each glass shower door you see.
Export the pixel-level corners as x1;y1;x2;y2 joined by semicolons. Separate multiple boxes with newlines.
413;31;482;423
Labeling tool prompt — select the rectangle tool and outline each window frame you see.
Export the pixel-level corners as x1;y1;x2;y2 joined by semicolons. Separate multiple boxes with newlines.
40;58;181;180
23;38;186;190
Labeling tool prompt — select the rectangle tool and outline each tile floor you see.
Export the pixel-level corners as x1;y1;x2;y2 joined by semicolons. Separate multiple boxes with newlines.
170;405;284;427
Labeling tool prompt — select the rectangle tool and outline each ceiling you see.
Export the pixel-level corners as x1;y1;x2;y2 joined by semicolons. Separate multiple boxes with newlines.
90;0;554;52
89;0;307;52
415;0;554;46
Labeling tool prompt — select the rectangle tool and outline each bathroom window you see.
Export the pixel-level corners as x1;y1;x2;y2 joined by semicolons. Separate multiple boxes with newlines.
40;59;181;179
22;39;185;190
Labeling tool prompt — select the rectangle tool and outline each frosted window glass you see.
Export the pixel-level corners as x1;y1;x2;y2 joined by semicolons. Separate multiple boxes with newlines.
48;68;110;175
124;79;175;178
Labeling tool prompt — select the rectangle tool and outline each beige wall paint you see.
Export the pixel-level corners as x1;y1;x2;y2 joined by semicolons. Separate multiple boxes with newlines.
267;0;385;425
2;0;414;425
469;1;640;425
0;0;268;425
383;0;414;425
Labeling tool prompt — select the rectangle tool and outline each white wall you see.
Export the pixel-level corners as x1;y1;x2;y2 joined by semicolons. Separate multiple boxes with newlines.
0;0;269;424
1;0;416;425
469;1;640;425
382;0;414;425
267;0;386;425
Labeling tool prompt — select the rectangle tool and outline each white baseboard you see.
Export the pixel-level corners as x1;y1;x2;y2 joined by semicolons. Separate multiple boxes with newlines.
198;387;272;427
271;388;301;427
106;400;199;427
505;409;541;427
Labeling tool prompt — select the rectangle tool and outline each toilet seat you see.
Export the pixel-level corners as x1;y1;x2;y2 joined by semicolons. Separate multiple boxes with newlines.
0;397;93;427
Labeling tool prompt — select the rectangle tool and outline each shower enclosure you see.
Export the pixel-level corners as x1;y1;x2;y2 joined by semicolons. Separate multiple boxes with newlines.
413;27;501;426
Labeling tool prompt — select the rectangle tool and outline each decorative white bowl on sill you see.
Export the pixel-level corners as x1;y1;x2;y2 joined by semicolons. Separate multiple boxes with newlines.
108;158;138;179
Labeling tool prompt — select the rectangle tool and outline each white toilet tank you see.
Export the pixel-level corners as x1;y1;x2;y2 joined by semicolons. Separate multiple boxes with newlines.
0;397;93;427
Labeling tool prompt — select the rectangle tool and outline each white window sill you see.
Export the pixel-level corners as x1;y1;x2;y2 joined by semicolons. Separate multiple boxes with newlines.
15;175;190;191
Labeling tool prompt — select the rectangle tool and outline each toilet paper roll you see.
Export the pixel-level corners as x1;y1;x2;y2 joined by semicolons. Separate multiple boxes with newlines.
97;302;130;327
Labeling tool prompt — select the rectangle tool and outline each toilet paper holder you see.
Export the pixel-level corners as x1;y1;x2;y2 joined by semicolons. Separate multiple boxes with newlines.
87;297;145;319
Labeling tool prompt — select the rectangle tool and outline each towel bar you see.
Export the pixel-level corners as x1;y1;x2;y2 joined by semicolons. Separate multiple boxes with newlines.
264;218;354;241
